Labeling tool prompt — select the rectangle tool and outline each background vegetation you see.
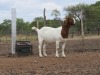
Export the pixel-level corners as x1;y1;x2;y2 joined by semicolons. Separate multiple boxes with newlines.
0;1;100;36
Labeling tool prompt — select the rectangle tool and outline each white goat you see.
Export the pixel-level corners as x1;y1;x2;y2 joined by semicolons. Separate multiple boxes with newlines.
32;17;75;57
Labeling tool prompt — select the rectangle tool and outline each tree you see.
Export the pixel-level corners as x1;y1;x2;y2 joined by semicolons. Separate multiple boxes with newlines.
86;1;100;35
30;20;44;29
63;2;100;35
88;1;100;20
0;19;11;35
64;4;89;34
34;17;44;22
51;9;60;20
64;3;89;20
16;18;26;34
64;4;88;33
16;18;32;35
90;1;100;6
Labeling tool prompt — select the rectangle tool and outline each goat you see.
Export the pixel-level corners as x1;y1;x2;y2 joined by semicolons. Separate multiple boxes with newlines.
32;16;75;57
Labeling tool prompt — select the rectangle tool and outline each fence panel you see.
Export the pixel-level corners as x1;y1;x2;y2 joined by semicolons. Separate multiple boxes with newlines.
0;9;100;55
0;30;11;55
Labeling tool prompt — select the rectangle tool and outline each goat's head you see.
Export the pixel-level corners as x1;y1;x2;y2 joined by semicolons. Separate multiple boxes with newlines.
61;16;76;38
63;16;76;27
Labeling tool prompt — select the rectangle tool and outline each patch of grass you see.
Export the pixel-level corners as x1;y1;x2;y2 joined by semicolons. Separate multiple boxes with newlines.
0;35;38;42
16;34;38;41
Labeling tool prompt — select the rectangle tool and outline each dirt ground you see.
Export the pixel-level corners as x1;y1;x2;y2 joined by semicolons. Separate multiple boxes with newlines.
0;52;100;75
0;38;100;75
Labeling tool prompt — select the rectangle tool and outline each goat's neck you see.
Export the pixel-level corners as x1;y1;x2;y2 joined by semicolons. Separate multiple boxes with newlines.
61;24;71;38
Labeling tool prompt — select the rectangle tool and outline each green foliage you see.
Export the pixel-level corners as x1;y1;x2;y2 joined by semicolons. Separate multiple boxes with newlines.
0;19;11;35
90;1;100;6
46;19;62;28
51;9;60;20
64;3;89;20
84;1;100;33
64;2;100;34
34;17;44;21
0;1;100;36
30;20;44;29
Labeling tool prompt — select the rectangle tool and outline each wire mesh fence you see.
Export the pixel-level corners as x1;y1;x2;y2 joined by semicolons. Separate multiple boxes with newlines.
0;9;100;56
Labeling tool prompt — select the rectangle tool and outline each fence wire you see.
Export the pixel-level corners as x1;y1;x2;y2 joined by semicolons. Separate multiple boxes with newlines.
0;10;100;55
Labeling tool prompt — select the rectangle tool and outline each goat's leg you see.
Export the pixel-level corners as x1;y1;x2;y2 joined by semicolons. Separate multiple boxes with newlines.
38;40;43;57
55;41;59;57
62;42;66;57
43;42;47;57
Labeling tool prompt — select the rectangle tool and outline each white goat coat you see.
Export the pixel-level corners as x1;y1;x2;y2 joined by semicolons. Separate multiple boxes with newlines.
37;27;63;43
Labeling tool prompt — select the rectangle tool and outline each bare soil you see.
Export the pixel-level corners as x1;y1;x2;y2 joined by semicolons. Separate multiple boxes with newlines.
0;38;100;75
0;52;100;75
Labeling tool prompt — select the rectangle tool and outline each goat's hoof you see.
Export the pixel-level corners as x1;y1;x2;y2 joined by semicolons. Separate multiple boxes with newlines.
55;55;59;57
62;56;66;57
62;55;66;57
43;54;47;57
39;56;43;57
44;55;47;57
39;55;43;57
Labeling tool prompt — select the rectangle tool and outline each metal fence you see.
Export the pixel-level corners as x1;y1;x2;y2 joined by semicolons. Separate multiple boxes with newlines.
0;9;100;56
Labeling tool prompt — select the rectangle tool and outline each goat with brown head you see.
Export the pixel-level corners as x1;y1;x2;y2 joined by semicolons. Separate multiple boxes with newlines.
32;16;75;57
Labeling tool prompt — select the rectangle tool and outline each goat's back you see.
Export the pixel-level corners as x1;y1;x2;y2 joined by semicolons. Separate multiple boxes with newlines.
38;27;62;43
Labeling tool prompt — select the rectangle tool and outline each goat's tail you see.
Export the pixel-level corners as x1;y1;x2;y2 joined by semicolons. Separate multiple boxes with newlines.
32;27;39;32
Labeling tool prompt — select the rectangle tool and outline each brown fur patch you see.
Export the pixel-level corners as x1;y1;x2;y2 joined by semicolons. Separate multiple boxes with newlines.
61;17;75;38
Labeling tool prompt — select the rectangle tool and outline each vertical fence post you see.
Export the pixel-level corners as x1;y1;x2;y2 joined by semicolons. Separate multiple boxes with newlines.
11;8;16;54
37;21;39;28
80;10;85;46
43;8;46;26
50;20;51;27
